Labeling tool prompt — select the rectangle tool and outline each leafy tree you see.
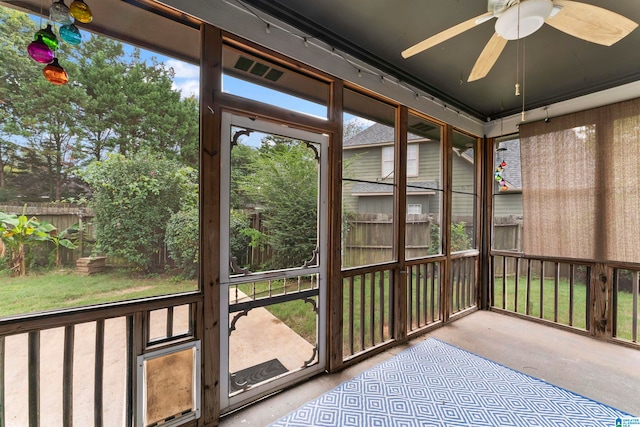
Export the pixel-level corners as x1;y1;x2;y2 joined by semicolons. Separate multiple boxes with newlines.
0;8;199;202
110;51;199;161
0;7;40;194
239;136;319;269
81;153;190;271
72;35;127;163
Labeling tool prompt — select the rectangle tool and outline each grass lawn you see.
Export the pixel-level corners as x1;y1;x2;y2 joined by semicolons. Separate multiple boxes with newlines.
0;268;197;317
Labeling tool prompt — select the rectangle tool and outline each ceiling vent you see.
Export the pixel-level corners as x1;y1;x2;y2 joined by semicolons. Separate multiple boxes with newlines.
233;56;284;82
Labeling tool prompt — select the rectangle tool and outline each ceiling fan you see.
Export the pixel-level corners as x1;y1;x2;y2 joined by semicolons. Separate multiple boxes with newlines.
402;0;638;82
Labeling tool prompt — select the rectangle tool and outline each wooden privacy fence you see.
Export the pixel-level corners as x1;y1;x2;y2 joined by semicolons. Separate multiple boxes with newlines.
343;213;432;267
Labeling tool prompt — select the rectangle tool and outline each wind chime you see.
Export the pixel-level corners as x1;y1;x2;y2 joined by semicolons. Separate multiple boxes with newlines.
26;0;93;85
495;145;508;192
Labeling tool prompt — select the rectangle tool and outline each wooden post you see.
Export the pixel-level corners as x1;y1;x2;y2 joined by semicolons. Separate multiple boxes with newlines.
394;106;408;341
441;125;453;321
590;263;612;337
200;23;223;426
327;80;344;373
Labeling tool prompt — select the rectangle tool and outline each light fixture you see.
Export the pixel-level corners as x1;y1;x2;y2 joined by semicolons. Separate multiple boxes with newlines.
27;35;54;63
495;0;553;40
43;58;69;85
60;23;82;45
69;0;92;23
50;0;73;25
35;24;58;50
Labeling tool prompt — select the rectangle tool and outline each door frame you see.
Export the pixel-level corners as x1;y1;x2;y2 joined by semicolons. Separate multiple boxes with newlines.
218;112;329;412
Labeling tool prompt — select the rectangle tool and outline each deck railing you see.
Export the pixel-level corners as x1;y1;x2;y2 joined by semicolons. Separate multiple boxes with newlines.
406;259;441;333
613;267;640;344
492;254;640;346
342;265;394;359
450;253;478;316
490;252;592;331
0;293;200;427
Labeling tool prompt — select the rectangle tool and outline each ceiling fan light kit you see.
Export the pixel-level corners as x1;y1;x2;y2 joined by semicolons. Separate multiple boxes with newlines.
494;0;553;40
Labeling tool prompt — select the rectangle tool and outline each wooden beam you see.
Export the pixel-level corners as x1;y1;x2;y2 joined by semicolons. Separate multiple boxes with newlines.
200;22;223;426
394;105;408;341
441;125;453;322
327;79;343;373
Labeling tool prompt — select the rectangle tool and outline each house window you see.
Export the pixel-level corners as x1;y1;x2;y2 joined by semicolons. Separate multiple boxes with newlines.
381;144;418;178
382;145;394;178
407;144;419;176
407;204;422;214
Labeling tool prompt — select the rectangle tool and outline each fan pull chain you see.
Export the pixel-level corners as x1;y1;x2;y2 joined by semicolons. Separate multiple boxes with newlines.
515;1;521;96
521;39;526;121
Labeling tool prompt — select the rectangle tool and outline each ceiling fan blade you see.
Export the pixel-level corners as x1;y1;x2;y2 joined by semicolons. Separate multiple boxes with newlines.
468;33;507;82
402;11;494;59
547;0;638;46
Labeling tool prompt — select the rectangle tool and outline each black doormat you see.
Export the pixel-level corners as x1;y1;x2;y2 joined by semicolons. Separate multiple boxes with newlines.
230;358;288;393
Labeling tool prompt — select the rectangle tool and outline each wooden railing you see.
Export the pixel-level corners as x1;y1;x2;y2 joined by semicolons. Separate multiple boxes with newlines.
490;252;592;331
0;293;201;427
406;259;441;334
450;253;478;316
491;252;640;348
342;264;394;359
342;254;480;361
613;267;640;344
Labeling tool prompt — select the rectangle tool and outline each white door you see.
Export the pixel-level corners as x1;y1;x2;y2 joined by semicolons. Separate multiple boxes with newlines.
219;112;328;412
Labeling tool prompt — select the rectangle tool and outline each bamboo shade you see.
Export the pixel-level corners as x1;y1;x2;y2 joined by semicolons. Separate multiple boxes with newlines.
520;98;640;263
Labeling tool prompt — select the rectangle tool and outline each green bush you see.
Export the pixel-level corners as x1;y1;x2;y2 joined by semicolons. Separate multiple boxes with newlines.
82;153;193;271
165;207;199;278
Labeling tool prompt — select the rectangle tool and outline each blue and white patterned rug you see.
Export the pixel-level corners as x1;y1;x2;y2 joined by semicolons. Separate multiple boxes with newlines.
269;338;635;427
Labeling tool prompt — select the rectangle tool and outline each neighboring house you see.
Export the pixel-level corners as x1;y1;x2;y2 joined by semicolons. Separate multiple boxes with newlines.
342;123;480;220
341;124;524;260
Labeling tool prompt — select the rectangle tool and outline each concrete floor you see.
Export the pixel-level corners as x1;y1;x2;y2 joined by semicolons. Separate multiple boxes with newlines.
220;310;640;426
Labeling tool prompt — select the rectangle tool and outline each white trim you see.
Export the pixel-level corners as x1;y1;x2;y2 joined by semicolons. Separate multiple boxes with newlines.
219;112;328;413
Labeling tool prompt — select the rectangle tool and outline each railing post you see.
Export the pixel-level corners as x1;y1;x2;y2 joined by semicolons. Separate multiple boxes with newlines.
590;263;613;338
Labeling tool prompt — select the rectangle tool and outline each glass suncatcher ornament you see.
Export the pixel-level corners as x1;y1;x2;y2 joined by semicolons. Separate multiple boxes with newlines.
43;58;69;85
35;24;59;50
69;0;92;23
28;35;54;63
50;0;73;25
60;23;82;45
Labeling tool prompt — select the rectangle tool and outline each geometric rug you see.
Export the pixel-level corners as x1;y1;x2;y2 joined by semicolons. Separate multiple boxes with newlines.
269;338;636;427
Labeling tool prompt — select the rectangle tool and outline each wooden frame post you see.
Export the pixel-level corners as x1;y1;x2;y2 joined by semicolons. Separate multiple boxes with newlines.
327;80;344;373
199;23;223;426
394;106;408;341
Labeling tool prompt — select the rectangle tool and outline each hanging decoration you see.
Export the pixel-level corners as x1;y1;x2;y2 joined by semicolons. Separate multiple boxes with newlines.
69;0;93;23
43;58;69;85
49;0;73;25
26;0;94;85
27;35;54;63
35;24;59;50
495;146;508;192
59;23;82;45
